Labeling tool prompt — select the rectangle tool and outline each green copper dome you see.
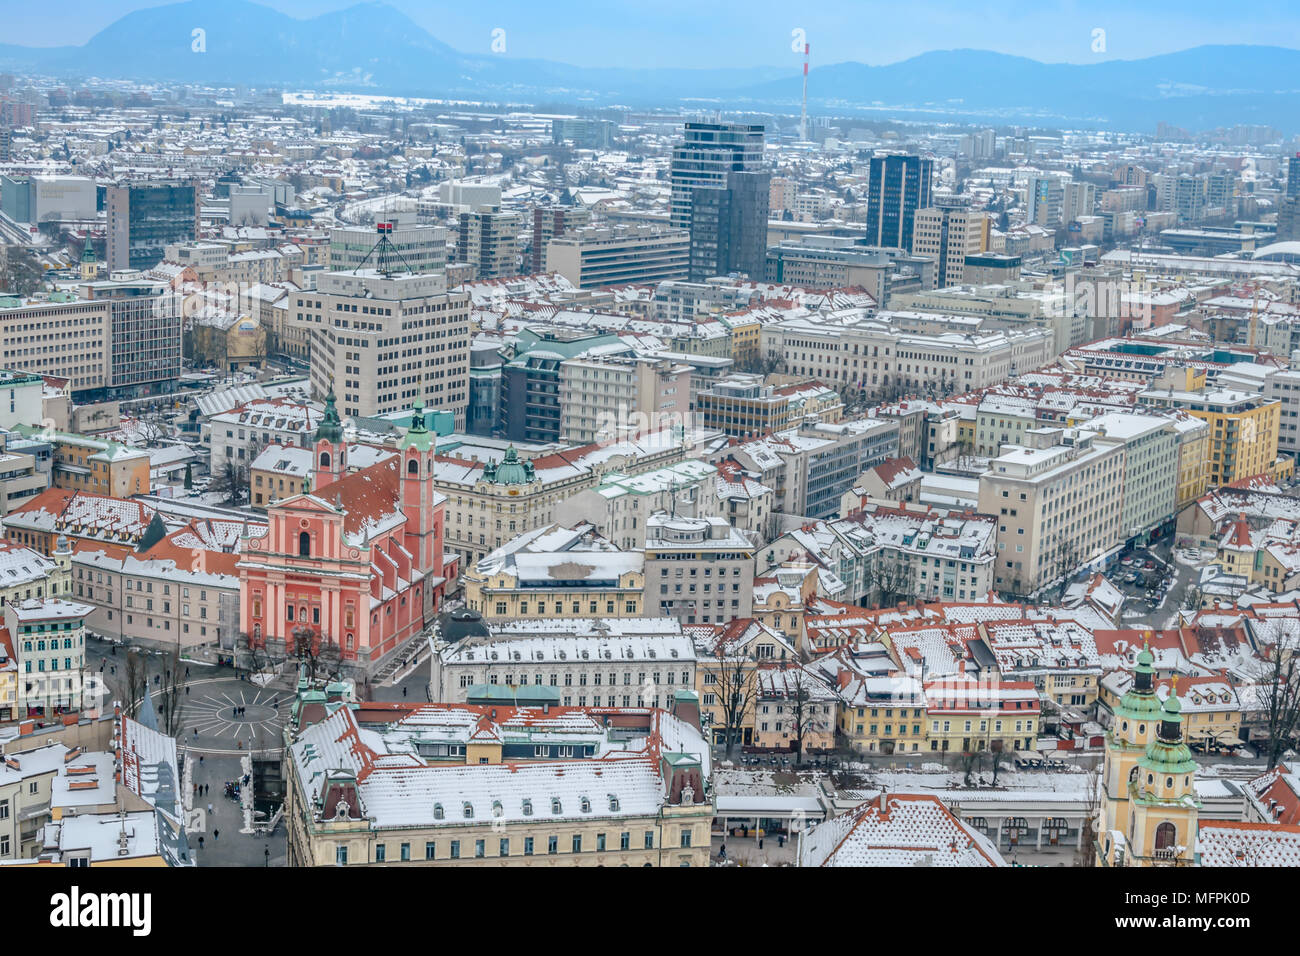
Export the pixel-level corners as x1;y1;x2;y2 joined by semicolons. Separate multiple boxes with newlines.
483;445;535;486
1114;638;1162;722
399;398;435;452
315;386;343;445
1137;687;1198;777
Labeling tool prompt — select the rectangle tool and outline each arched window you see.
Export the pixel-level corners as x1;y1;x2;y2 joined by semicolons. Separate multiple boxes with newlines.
1154;822;1176;850
319;451;331;468
299;531;310;557
408;458;419;475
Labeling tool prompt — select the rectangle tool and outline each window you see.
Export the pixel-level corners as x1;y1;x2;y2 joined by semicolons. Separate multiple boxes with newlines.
336;845;348;865
298;531;310;557
680;828;692;848
425;841;435;860
475;839;485;858
400;843;410;862
620;831;630;850
375;844;386;862
572;834;582;853
644;830;654;849
548;835;558;855
524;837;534;856
499;838;509;857
449;840;460;859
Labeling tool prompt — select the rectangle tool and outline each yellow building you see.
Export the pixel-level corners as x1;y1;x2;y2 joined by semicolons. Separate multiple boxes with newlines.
722;314;762;366
924;679;1040;755
752;563;818;654
284;697;713;867
752;661;837;754
249;444;312;510
1158;676;1242;753
837;677;928;755
461;524;645;621
14;425;150;498
693;620;794;748
1171;414;1211;511
1121;685;1200;866
1141;371;1280;488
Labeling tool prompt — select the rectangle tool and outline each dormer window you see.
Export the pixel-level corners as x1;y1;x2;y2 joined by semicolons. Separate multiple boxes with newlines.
462;802;474;819
551;797;562;815
580;796;591;813
608;794;620;812
521;799;533;816
433;802;444;820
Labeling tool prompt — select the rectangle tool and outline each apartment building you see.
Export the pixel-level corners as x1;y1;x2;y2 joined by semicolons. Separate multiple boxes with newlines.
644;514;754;625
545;226;689;289
204;396;323;466
6;598;91;716
559;353;691;444
303;269;471;425
1084;413;1180;546
924;679;1040;753
977;427;1125;596
456;210;520;279
553;459;720;551
530;205;591;273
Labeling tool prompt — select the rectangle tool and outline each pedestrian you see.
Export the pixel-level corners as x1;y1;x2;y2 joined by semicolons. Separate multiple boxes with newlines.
193;728;197;738
199;755;204;765
185;666;190;678
759;838;764;849
207;802;213;814
213;829;219;841
198;836;204;850
719;843;726;860
185;686;189;695
402;686;407;698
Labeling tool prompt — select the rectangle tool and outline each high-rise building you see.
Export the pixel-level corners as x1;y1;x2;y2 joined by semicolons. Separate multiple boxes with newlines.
551;117;615;149
1063;181;1097;224
1287;153;1300;200
456;210;520;279
911;202;989;288
105;180;200;273
303;248;471;425
864;154;933;250
669;122;769;281
1025;174;1065;228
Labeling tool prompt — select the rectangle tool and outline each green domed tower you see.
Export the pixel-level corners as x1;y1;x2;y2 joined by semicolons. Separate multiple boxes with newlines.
313;385;346;489
1101;638;1163;836
1127;679;1201;866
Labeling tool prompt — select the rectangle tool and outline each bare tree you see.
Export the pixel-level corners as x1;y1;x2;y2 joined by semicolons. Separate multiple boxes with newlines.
1255;630;1300;771
781;664;829;765
871;552;911;608
988;740;1011;786
1076;762;1104;867
292;626;343;683
209;457;248;506
710;648;760;758
123;650;149;721
158;646;185;736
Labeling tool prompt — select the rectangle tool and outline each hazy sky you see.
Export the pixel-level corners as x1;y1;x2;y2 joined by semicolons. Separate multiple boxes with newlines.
8;0;1300;68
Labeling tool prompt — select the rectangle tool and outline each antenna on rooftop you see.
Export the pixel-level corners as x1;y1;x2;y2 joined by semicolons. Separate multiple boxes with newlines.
353;222;413;278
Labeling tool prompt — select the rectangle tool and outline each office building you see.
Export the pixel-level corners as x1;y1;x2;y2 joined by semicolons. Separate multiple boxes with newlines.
530;205;591;273
303;263;471;426
80;278;182;399
328;223;448;274
864;154;933;250
105;181;200;273
669;122;769;281
911;203;989;288
545;225;689;289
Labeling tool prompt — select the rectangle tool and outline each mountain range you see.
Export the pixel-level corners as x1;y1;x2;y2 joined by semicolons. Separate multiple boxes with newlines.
3;0;1300;131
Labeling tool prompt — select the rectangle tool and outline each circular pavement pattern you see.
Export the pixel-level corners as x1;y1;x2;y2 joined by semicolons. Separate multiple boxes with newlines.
176;680;290;755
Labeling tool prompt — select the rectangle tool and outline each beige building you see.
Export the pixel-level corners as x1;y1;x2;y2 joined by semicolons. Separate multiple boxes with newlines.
977;426;1125;596
645;514;755;625
559;353;692;444
545;225;689;289
462;523;645;621
284;697;712;868
457;210;520;280
303;269;471;426
912;204;989;288
0;293;111;393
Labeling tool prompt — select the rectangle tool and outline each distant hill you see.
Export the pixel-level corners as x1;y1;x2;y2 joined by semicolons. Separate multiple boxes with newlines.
3;0;1300;131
